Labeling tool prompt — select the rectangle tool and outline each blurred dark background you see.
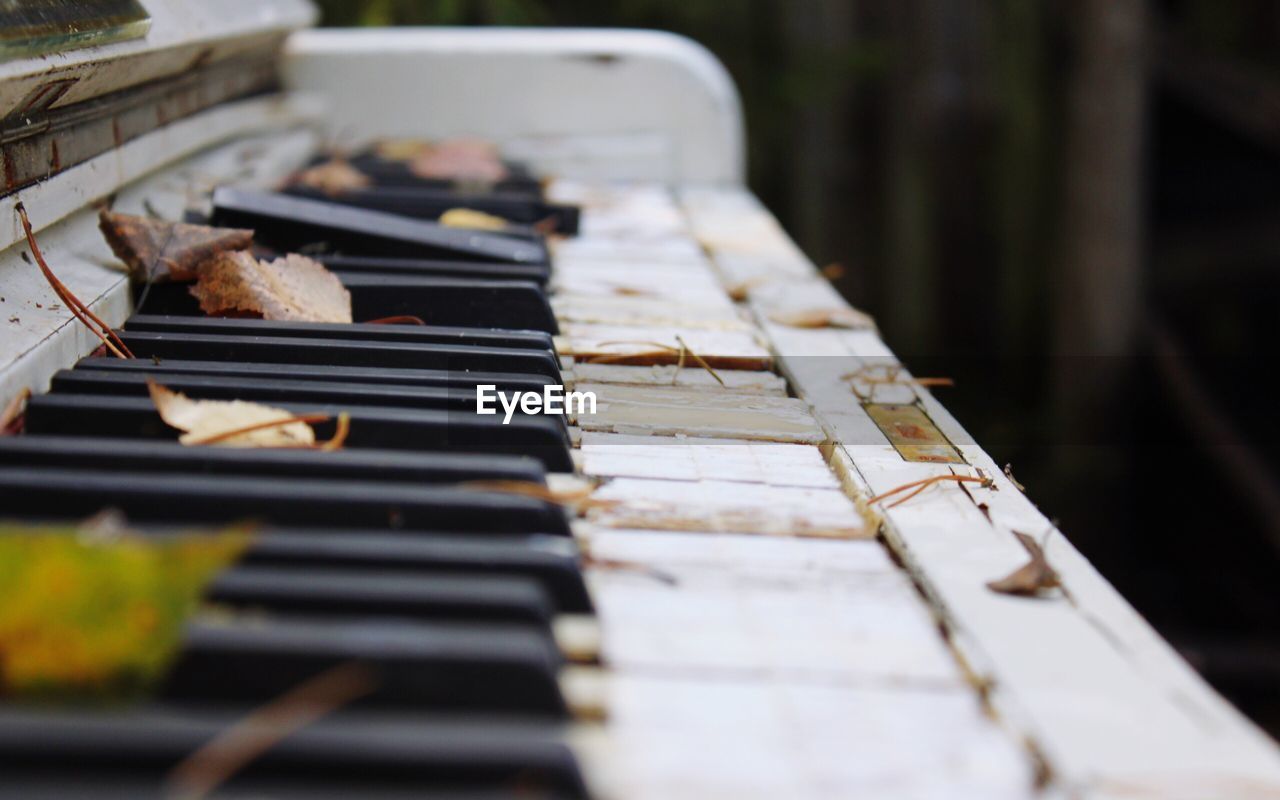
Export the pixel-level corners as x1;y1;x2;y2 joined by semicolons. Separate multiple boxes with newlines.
315;0;1280;734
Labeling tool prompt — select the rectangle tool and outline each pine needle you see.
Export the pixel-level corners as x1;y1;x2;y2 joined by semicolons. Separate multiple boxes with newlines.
16;202;134;358
868;473;993;509
165;662;375;799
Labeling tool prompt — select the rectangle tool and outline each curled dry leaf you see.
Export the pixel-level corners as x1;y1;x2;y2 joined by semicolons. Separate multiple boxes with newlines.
289;159;372;196
148;378;317;448
191;252;352;323
99;210;254;283
439;207;508;231
768;307;874;330
986;531;1061;597
409;139;509;183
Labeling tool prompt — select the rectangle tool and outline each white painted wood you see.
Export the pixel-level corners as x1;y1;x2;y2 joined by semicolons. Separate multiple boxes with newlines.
283;28;746;184
681;183;1280;799
580;433;837;487
575;384;825;443
0;94;322;255
0;0;315;118
543;179;1038;797
552;295;750;331
574;672;1034;800
556;322;773;371
586;477;867;539
568;363;787;395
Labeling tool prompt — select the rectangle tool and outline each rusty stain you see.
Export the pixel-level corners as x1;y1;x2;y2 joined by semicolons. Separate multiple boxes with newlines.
864;403;966;465
111;117;123;148
2;149;15;191
893;422;932;440
49;139;60;172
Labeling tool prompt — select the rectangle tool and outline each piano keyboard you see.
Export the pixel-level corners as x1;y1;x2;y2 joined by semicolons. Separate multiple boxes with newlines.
0;147;606;798
4;19;1280;798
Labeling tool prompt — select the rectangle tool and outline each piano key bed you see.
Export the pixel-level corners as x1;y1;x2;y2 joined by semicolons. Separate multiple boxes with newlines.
3;130;1280;800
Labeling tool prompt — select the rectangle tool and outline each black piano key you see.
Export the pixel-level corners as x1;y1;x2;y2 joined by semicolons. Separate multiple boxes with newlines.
284;184;580;234
241;531;593;614
0;709;587;797
50;369;490;415
116;331;563;380
337;274;558;334
133;275;559;334
22;395;573;471
163;618;566;715
73;356;552;396
0;467;571;535
210;187;548;265
0;436;546;486
125;314;556;352
315;253;549;284
207;567;556;627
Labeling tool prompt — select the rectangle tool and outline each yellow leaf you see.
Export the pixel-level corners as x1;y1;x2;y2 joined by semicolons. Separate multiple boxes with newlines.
147;379;317;448
0;519;252;702
439;207;508;231
190;252;352;323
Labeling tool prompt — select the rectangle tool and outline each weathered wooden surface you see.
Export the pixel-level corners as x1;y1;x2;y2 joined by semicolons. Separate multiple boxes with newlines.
679;183;1280;799
554;180;1036;798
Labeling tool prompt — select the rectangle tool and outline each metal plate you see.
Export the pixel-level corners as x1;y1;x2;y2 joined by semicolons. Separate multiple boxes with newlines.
0;1;150;62
864;403;965;464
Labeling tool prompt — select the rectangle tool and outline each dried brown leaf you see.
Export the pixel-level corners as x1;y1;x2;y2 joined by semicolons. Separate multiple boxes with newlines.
99;211;253;283
147;378;317;448
439;208;508;231
986;531;1060;596
409;139;508;183
190;252;352;323
768;307;874;329
290;160;371;196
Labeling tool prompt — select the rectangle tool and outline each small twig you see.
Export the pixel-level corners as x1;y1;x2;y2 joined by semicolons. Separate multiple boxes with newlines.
165;662;375;799
675;334;725;387
317;412;351;451
586;338;724;386
365;315;426;326
1;388;31;434
582;349;674;365
842;365;953;399
184;413;331;446
868;473;993;509
581;553;679;586
15;202;134;358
